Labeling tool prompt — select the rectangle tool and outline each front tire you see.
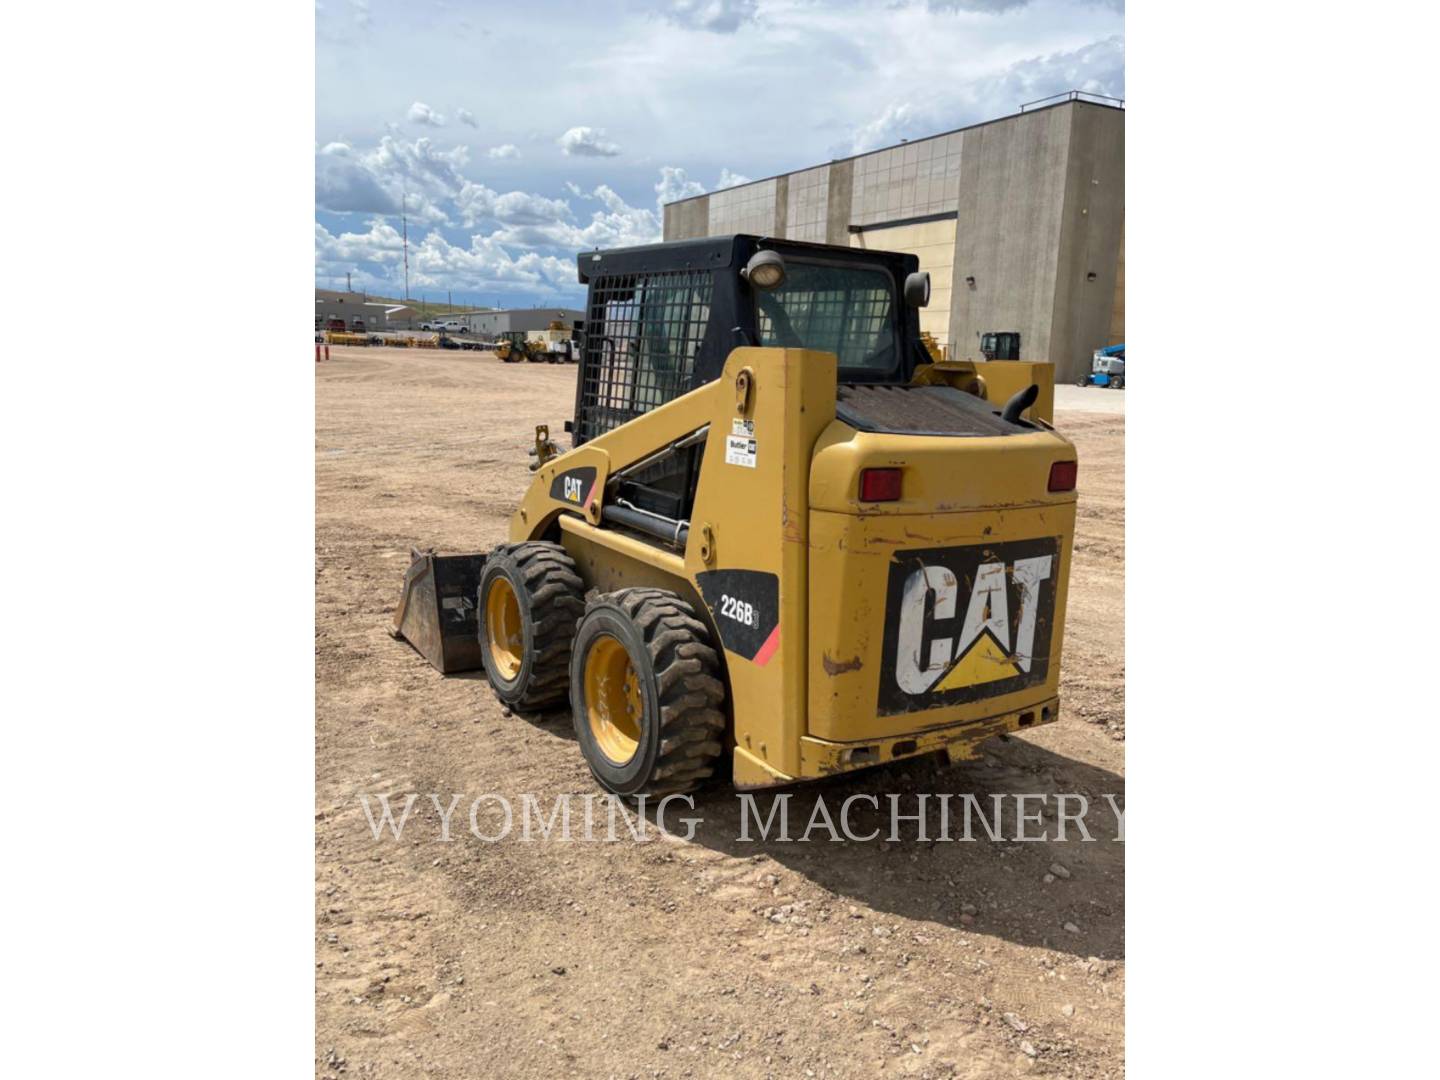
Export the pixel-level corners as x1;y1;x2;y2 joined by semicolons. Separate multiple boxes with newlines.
478;542;585;710
570;588;726;797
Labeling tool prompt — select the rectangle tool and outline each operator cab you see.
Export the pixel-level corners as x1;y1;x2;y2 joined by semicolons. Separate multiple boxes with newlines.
571;235;933;445
570;235;935;524
980;331;1021;361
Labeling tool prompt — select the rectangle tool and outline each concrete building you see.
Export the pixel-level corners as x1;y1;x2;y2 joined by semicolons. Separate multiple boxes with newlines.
662;94;1124;382
315;289;420;330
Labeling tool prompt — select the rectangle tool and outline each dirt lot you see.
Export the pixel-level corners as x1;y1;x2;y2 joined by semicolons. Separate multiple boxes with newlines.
316;346;1125;1079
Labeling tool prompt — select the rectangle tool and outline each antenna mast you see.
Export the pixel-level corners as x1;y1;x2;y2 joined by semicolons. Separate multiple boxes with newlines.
401;188;411;300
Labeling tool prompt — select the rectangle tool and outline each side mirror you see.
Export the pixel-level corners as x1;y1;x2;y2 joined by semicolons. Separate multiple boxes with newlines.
904;271;931;307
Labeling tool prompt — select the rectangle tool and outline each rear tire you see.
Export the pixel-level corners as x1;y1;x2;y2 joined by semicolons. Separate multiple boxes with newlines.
478;542;585;710
570;588;726;797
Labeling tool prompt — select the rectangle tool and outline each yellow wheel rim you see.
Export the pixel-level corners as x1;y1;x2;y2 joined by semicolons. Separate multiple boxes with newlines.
484;577;523;680
584;634;643;765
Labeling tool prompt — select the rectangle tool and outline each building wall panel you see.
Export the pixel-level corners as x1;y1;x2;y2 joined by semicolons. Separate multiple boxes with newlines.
850;218;958;345
785;165;831;243
1049;103;1126;380
707;178;778;236
948;107;1072;367
1107;221;1125;346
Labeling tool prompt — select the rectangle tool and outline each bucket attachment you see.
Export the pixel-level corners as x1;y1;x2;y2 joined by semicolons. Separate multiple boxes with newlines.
390;548;488;674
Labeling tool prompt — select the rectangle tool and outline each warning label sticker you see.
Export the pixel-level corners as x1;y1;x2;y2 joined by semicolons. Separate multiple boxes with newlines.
725;422;757;468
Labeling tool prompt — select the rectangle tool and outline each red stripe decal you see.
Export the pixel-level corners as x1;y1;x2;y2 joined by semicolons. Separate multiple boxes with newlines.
753;625;781;667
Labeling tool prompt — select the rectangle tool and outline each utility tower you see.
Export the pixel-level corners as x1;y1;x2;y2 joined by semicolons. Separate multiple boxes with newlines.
401;189;411;300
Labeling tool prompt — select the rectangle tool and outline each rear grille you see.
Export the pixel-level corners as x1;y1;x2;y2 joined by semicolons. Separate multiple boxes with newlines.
577;270;714;443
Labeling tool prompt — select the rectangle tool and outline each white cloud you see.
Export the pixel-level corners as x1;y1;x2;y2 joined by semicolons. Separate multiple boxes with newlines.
315;0;373;44
315;218;404;266
409;231;574;293
925;0;1030;12
648;166;751;207
654;166;705;208
315;141;398;215
499;206;659;252
995;34;1125;101
847;35;1125;153
454;183;571;229
316;134;673;272
318;2;1124;303
850;102;924;154
406;101;445;127
495;190;571;224
314;135;473;225
323;0;1124;190
557;126;622;157
481;182;660;252
374;135;470;191
661;0;759;33
315;217;577;298
929;0;1125;10
487;144;521;160
312;146;671;264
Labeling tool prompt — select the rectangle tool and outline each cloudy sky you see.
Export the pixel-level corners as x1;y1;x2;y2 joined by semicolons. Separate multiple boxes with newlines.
315;0;1124;308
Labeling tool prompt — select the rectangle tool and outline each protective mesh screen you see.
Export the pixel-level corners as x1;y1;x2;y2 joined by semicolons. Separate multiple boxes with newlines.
755;263;897;371
577;270;714;442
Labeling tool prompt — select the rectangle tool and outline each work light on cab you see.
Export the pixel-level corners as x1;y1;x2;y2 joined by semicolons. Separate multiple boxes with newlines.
741;249;786;290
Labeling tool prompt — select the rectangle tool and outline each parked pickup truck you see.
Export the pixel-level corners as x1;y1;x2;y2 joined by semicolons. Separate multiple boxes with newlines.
422;319;468;333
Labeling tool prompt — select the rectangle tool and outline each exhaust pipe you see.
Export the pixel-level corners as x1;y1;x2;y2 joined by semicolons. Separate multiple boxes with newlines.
1001;383;1039;424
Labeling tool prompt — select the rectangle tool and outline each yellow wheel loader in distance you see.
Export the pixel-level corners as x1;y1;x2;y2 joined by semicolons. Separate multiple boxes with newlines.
398;234;1078;796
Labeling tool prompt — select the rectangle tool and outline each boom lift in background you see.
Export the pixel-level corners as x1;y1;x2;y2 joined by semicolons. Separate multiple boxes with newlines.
1078;343;1125;389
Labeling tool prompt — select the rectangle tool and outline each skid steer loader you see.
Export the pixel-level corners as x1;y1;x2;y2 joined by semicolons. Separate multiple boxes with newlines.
394;235;1077;796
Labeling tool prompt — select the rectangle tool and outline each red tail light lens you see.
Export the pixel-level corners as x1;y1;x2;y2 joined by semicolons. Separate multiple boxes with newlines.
1048;460;1078;492
859;468;903;502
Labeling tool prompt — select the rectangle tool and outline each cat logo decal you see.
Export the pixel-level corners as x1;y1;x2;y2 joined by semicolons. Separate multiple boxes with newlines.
877;538;1060;715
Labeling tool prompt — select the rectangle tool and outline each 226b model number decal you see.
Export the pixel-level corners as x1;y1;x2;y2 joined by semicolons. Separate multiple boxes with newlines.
719;594;758;629
695;569;779;665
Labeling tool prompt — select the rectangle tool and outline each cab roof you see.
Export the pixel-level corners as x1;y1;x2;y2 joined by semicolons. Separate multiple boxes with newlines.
575;234;919;283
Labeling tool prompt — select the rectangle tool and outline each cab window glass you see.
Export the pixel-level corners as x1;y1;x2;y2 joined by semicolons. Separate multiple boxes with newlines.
756;263;898;372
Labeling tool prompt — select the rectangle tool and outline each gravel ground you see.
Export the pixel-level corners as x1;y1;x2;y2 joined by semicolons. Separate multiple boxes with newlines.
1052;385;1125;415
316;346;1125;1079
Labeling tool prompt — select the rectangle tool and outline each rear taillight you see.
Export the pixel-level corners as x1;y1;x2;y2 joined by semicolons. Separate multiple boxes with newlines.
1048;461;1078;492
859;468;903;502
